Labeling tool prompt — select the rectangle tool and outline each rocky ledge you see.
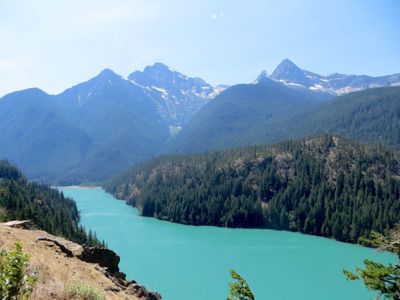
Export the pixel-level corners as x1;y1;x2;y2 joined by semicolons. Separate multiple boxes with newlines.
0;220;161;300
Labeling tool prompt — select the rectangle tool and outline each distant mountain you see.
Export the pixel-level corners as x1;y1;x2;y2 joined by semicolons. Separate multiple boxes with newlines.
167;77;333;153
269;59;400;95
276;86;400;148
1;60;399;184
105;134;400;243
129;62;225;128
53;69;170;183
0;88;92;183
167;85;400;154
0;64;219;184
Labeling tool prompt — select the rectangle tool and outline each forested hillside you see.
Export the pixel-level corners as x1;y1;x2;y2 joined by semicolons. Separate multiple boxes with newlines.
0;160;103;246
277;86;400;149
167;77;332;153
105;135;400;243
0;63;216;185
168;86;400;154
0;72;169;184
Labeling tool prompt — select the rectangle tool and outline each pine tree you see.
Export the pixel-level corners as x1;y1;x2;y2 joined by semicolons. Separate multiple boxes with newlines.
343;224;400;299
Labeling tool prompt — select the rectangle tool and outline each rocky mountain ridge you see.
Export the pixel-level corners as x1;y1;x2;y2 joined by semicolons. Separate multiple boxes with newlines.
0;63;224;183
266;58;400;95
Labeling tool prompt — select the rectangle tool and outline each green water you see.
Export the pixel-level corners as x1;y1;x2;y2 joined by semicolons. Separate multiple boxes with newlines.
61;187;395;300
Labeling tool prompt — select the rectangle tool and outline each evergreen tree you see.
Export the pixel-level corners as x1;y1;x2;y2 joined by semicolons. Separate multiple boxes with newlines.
0;160;103;247
105;134;400;244
344;224;400;299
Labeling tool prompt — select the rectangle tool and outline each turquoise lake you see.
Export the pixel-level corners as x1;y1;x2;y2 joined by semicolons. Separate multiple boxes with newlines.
61;187;395;300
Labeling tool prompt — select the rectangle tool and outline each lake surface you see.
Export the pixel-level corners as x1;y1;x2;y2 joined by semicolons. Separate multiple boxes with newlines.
61;187;395;300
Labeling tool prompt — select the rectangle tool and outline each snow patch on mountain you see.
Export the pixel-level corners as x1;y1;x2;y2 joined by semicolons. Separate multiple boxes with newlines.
269;59;400;95
128;63;226;126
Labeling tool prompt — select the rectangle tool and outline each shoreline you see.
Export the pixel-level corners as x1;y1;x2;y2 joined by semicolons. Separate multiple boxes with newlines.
54;185;102;189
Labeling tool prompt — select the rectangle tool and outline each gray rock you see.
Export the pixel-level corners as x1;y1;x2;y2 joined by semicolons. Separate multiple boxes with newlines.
2;220;36;229
78;246;120;273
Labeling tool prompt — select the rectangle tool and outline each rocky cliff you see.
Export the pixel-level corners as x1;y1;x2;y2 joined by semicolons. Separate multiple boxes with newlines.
0;221;161;300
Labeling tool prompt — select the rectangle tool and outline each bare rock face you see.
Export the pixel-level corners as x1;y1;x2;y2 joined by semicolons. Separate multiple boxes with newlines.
2;219;37;229
79;246;120;273
80;246;162;299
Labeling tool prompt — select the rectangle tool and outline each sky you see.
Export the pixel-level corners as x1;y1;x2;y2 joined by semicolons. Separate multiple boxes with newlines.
0;0;399;96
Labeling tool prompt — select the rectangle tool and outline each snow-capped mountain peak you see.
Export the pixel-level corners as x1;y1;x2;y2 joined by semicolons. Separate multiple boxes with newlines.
268;59;400;95
128;63;226;126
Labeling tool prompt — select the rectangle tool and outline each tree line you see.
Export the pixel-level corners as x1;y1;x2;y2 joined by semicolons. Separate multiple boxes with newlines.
105;134;400;243
0;160;105;247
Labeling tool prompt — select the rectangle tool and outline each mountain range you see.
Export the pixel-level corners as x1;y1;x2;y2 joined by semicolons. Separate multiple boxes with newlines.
0;59;399;184
168;84;400;154
128;62;225;128
167;76;333;153
268;58;400;95
0;64;221;183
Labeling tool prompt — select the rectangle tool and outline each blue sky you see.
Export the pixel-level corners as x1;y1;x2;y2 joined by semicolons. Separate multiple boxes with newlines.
0;0;399;96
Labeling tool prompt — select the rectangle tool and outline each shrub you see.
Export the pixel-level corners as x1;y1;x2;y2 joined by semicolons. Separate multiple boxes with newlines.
227;269;255;300
0;242;37;299
64;280;105;300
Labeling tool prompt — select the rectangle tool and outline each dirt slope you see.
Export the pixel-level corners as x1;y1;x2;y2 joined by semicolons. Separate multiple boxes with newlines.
0;222;161;299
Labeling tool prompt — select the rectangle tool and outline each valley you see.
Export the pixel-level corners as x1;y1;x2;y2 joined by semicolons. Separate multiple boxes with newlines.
62;187;396;300
1;59;399;300
1;60;399;185
2;3;400;299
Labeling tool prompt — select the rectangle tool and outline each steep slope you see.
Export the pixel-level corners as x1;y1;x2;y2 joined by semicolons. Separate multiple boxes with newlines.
0;224;160;299
270;59;400;95
168;86;400;154
0;88;92;182
0;64;218;184
276;86;400;148
55;69;170;183
167;77;332;153
0;160;101;246
105;134;400;243
129;62;223;127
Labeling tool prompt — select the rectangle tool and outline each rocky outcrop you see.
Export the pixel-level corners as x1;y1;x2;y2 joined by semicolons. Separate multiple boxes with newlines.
79;246;120;273
34;236;162;299
0;222;162;299
2;219;37;229
96;266;162;300
37;237;74;257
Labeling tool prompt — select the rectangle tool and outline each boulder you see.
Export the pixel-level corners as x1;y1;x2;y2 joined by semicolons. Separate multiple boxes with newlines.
79;246;120;273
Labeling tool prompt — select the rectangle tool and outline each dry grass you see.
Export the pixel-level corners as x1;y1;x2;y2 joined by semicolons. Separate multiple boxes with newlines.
0;225;142;300
64;280;105;300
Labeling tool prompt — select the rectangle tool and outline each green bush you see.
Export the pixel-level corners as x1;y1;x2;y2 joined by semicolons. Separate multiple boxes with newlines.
344;225;400;299
0;242;37;299
65;280;105;300
227;269;255;300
